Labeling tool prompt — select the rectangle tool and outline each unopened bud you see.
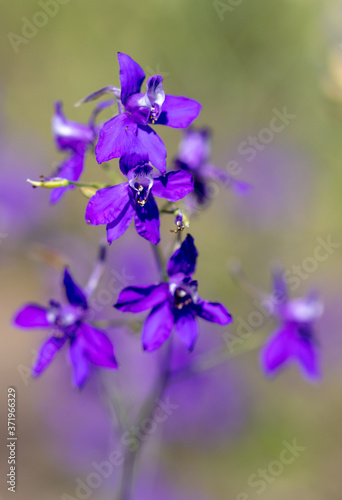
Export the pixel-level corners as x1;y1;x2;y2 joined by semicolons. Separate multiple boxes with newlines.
27;177;69;188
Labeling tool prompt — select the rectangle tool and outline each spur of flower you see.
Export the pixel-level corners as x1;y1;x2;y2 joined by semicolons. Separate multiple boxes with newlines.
260;266;323;382
49;100;110;204
85;153;194;245
175;127;250;213
79;52;202;174
13;264;118;387
114;234;232;351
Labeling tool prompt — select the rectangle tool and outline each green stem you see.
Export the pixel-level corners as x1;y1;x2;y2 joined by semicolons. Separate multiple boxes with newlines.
99;371;128;435
68;180;107;189
118;339;172;500
117;242;171;500
159;200;174;213
151;244;168;281
93;319;143;332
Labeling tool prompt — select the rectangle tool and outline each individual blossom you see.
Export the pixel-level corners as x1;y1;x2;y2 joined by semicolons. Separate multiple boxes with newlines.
114;234;232;351
13;262;118;387
261;266;323;382
49;100;109;204
85;153;194;245
174;127;250;213
79;53;201;173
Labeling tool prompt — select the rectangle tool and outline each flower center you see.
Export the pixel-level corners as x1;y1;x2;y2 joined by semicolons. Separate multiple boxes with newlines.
47;302;84;337
174;287;193;310
128;166;154;207
136;184;148;206
149;107;158;125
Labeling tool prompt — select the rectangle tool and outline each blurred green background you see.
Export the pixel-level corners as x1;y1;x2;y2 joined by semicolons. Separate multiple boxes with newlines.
1;0;342;499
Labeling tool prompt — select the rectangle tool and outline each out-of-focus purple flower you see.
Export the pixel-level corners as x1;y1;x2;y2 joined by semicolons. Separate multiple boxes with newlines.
261;266;323;382
169;209;188;234
162;328;250;447
0;131;51;240
13;267;118;387
115;234;232;351
49;101;101;204
82;53;201;173
85;154;193;245
175;128;249;213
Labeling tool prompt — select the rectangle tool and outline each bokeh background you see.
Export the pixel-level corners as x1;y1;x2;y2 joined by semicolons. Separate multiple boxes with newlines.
1;0;342;499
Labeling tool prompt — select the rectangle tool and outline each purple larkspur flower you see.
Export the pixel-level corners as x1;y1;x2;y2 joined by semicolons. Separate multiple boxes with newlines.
115;234;232;351
261;266;323;382
175;128;249;212
83;53;201;173
13;267;118;387
49;101;108;204
85;154;194;245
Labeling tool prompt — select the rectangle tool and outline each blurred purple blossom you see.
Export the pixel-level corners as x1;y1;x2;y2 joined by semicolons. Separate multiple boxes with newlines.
13;266;118;387
175;128;249;214
261;266;323;382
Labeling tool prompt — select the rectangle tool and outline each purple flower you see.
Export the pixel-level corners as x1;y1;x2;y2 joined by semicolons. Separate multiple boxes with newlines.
261;267;323;382
49;101;99;204
85;154;194;245
115;234;232;351
13;267;118;387
175;128;250;212
89;53;201;173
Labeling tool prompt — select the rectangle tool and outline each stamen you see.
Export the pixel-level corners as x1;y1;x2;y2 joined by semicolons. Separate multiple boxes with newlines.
136;184;148;206
170;221;185;233
150;107;157;124
174;287;193;309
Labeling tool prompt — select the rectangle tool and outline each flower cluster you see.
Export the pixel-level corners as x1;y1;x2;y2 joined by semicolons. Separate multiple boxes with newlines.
13;49;324;500
17;52;323;384
16;52;236;386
